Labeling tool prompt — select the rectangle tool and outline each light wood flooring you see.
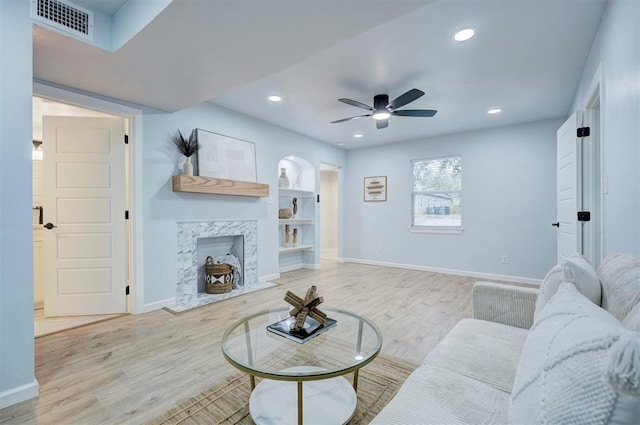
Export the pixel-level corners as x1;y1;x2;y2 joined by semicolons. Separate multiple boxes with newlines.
35;309;125;338
1;261;480;425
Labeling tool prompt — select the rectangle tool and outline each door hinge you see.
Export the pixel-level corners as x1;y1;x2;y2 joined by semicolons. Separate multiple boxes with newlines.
577;127;590;138
317;194;320;203
577;211;591;222
125;210;129;220
124;135;129;144
125;285;130;295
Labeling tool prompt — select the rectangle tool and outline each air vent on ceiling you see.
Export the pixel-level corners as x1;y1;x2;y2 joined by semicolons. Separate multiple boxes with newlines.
31;0;94;41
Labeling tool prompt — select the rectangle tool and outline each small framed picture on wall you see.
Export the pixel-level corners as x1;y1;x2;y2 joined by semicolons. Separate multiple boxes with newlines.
364;176;387;202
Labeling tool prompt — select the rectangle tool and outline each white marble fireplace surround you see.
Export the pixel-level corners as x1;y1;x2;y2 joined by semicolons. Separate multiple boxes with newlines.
169;220;275;313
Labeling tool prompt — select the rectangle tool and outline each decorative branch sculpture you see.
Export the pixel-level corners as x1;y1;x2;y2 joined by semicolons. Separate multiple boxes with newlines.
284;285;327;331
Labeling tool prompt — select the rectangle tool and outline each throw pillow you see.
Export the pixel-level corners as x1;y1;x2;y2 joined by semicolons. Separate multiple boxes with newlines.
599;253;640;323
561;252;602;305
533;264;563;320
510;283;640;425
534;253;601;320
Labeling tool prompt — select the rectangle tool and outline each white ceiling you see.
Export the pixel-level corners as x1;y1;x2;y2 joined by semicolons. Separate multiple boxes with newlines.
33;0;607;149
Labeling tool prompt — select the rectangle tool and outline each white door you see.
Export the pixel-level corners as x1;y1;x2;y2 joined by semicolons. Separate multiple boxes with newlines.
43;116;127;316
556;112;581;261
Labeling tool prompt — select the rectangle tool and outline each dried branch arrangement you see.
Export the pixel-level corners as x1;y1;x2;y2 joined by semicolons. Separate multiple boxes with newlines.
170;129;200;157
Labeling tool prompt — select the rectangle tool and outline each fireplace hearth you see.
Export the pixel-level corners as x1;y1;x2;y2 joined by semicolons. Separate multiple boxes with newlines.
169;220;275;313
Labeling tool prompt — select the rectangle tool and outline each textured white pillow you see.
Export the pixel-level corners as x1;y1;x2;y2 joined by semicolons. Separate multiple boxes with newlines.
535;254;601;319
510;283;640;425
599;253;640;323
561;252;602;306
534;264;564;319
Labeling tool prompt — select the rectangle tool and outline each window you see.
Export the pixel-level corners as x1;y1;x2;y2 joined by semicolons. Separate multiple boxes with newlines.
411;155;462;233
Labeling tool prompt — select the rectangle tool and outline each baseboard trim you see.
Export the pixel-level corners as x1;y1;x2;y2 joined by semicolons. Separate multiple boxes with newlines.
260;273;281;282
34;300;44;310
0;379;39;410
143;297;176;313
279;263;321;273
343;258;541;286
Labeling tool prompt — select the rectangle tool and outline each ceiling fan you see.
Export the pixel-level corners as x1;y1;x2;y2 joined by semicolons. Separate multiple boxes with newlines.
331;88;437;129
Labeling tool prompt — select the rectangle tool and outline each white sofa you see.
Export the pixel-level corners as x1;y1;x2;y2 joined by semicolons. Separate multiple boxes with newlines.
371;253;640;424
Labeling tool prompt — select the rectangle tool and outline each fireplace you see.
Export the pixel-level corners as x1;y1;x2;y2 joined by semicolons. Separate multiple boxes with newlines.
197;235;244;292
172;220;273;312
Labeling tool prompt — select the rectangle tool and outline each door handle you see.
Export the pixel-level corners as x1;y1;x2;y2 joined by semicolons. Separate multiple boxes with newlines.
552;222;560;228
43;222;58;230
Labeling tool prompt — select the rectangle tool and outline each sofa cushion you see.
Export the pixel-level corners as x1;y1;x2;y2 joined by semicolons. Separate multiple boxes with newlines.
511;282;640;425
423;318;528;392
599;253;640;323
369;364;510;425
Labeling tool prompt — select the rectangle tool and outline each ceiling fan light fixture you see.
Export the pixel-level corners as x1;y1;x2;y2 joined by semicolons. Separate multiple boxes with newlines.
372;111;391;120
454;28;475;42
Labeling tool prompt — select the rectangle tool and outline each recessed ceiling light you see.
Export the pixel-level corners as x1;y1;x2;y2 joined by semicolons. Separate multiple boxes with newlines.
268;95;282;102
454;28;475;42
487;108;502;114
372;111;391;120
353;133;363;138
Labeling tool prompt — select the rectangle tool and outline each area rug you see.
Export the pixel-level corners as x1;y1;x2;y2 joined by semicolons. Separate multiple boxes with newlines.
144;353;417;425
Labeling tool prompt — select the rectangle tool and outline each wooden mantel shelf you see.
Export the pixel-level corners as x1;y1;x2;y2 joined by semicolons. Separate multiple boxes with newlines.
172;175;269;197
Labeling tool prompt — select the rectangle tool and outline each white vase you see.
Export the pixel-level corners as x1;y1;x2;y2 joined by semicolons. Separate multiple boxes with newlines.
278;168;290;188
182;157;193;176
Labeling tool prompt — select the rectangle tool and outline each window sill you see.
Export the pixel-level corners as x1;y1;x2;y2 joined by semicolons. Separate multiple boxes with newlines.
410;226;464;235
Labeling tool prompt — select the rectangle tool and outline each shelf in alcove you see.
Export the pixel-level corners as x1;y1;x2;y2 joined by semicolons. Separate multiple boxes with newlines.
279;188;315;198
279;218;314;225
279;245;314;253
172;175;269;197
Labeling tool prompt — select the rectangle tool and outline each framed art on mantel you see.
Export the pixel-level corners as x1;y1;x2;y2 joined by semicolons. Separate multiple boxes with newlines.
364;176;387;202
195;129;257;182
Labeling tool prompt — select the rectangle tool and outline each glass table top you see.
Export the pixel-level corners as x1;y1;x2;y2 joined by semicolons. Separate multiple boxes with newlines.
221;307;383;380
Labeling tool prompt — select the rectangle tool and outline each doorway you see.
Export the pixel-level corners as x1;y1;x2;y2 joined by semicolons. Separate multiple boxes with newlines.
581;73;603;268
555;68;604;268
320;163;341;260
32;96;128;336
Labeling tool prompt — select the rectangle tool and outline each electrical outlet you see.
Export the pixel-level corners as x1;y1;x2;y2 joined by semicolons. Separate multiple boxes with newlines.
502;255;509;264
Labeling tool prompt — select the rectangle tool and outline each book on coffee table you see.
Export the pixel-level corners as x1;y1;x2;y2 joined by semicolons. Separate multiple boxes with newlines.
267;316;337;343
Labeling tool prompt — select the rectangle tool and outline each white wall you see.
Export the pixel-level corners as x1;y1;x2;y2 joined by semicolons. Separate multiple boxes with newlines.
345;119;561;281
142;102;346;304
569;0;640;256
0;0;38;409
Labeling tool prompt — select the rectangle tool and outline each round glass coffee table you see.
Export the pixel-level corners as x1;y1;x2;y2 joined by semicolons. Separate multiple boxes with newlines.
221;307;382;425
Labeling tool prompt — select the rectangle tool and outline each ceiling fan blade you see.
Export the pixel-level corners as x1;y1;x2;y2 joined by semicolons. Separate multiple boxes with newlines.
376;119;389;130
393;109;438;117
338;98;374;111
387;88;425;110
331;114;371;124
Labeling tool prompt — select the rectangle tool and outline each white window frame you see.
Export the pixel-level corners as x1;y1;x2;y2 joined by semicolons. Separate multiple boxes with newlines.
410;155;463;235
